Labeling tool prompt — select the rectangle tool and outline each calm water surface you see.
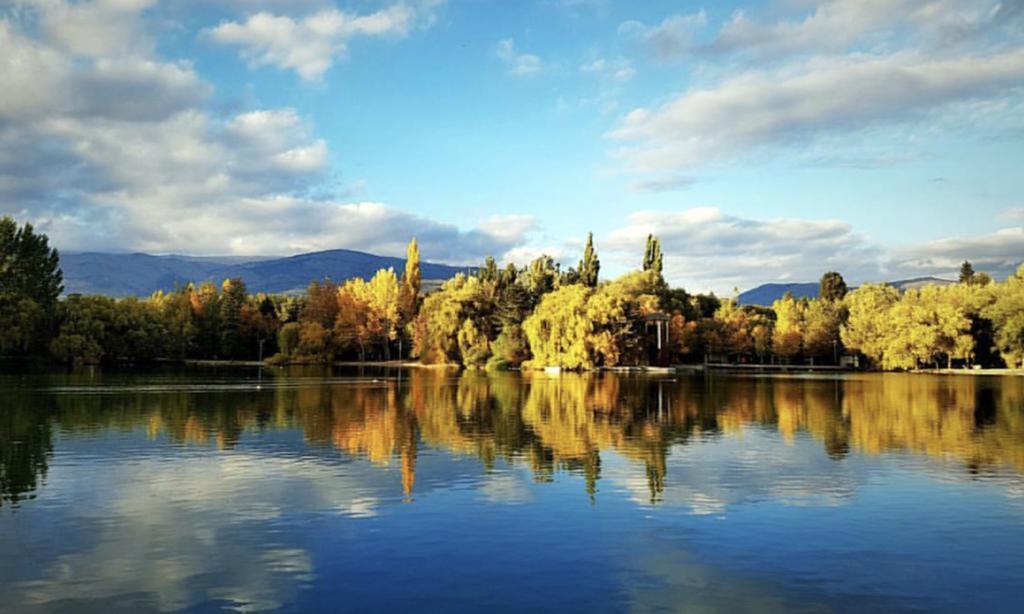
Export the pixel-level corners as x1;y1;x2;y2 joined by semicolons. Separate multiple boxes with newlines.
2;368;1023;613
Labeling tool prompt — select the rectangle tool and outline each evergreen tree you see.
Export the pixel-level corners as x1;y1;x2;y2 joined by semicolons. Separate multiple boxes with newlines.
219;278;247;359
819;271;848;302
959;261;975;285
577;232;600;288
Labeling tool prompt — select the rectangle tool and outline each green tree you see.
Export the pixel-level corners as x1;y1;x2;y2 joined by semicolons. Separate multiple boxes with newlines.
0;217;63;355
219;278;247;359
959;261;975;285
819;271;848;302
577;232;600;288
642;234;663;276
0;217;63;310
522;255;560;300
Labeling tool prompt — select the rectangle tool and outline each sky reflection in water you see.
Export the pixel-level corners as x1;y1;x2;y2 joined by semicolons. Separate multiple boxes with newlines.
1;368;1023;613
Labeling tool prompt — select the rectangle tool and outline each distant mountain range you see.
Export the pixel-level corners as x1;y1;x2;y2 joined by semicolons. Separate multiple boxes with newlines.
60;249;473;296
738;277;956;306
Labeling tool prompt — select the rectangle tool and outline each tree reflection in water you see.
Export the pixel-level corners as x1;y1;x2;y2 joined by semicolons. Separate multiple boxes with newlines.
2;370;1023;507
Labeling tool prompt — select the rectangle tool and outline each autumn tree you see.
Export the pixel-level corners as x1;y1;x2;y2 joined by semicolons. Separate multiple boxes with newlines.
585;270;660;366
523;284;593;370
983;265;1024;368
841;284;900;367
712;300;756;358
803;299;843;364
411;274;497;365
398;238;421;337
772;294;805;362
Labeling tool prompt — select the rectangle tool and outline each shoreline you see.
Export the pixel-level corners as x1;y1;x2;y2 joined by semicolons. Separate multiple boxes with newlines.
170;359;1024;376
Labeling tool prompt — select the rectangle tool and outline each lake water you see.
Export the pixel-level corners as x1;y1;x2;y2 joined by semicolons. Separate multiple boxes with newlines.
1;368;1023;613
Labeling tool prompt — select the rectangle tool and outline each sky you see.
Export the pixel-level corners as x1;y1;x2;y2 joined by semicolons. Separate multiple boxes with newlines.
1;0;1023;293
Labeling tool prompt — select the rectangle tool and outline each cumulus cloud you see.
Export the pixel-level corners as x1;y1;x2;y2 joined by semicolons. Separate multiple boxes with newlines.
495;38;543;76
592;207;1024;291
890;226;1024;280
609;49;1024;171
601;208;884;292
206;3;431;81
0;5;533;263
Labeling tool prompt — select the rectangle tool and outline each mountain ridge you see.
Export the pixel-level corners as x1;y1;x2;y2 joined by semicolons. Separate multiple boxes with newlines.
60;248;472;296
738;276;956;305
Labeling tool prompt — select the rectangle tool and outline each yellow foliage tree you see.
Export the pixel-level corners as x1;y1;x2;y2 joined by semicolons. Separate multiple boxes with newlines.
771;294;804;362
523;284;593;370
841;284;900;366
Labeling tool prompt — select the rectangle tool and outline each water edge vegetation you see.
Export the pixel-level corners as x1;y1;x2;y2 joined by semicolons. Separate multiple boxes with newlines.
2;215;1023;372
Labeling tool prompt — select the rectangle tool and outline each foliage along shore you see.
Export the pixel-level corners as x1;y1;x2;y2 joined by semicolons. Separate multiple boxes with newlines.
2;215;1023;372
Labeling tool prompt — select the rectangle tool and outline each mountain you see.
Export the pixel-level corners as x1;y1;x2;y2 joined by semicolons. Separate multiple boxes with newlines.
738;276;956;306
60;249;471;296
737;282;819;306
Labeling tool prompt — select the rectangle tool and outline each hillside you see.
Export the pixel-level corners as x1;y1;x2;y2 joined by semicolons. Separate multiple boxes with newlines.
60;249;471;296
738;276;955;306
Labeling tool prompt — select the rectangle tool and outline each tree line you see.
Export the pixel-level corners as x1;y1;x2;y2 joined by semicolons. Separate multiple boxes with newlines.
2;216;1022;370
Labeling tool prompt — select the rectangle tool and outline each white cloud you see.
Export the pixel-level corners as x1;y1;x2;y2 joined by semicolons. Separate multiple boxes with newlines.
495;38;543;76
206;4;422;81
601;207;883;292
890;226;1024;279
609;49;1024;171
618;11;707;60
0;7;533;263
33;0;157;58
623;1;1021;62
593;207;1024;291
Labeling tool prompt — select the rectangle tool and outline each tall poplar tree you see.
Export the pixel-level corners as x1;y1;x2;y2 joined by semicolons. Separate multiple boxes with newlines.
400;237;421;323
642;234;663;276
577;232;600;288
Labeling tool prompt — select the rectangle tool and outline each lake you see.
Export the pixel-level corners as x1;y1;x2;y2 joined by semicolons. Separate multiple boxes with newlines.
1;368;1023;612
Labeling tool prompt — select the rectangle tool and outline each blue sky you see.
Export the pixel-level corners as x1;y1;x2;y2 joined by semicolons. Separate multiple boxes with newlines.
1;0;1023;292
